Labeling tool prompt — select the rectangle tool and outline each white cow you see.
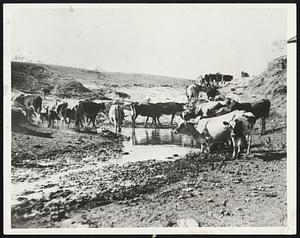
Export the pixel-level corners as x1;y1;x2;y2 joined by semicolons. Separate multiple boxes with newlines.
183;100;228;121
222;111;256;159
109;104;125;133
174;110;256;159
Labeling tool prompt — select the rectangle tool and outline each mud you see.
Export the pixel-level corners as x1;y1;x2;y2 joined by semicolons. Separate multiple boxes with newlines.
11;118;287;228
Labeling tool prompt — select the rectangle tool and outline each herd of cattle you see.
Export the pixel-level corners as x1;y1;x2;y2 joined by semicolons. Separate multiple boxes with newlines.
11;82;271;159
198;73;233;86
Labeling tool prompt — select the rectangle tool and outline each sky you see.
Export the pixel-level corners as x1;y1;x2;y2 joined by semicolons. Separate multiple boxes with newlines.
5;4;288;79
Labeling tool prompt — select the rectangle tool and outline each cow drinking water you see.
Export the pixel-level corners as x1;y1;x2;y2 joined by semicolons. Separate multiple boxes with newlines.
174;110;256;159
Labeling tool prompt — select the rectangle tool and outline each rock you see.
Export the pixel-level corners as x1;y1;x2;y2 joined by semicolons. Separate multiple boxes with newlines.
34;144;43;148
173;154;179;157
223;199;227;206
177;218;199;227
122;152;129;155
237;207;242;211
265;192;278;197
166;220;177;227
232;178;243;183
206;198;214;203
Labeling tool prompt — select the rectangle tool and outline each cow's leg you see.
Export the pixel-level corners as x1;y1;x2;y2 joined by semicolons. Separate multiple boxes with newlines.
237;138;242;156
246;134;252;155
231;137;237;159
157;116;162;126
79;118;84;128
152;116;157;128
132;115;138;128
92;116;97;128
152;117;157;128
36;113;41;125
261;117;266;135
61;116;65;127
145;116;149;128
200;143;205;153
206;142;211;154
87;117;92;126
170;114;175;125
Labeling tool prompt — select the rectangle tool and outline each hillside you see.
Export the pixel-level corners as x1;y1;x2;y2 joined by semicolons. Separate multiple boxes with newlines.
247;55;287;113
11;61;193;101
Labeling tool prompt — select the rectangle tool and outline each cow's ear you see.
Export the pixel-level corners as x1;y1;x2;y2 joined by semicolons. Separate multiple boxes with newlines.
223;121;229;126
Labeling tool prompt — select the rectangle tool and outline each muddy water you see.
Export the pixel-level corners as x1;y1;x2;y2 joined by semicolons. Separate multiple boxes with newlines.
11;127;200;207
118;127;199;163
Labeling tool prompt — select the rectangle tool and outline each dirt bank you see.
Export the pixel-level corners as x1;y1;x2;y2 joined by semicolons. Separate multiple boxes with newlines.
11;120;286;228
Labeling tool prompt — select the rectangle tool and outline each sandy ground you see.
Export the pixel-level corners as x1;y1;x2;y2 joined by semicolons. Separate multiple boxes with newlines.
10;81;287;228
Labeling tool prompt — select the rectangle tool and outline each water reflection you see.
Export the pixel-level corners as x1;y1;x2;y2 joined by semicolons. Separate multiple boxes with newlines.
124;128;198;148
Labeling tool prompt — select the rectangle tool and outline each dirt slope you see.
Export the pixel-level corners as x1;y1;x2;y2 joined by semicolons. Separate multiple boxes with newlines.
247;55;287;114
11;61;193;101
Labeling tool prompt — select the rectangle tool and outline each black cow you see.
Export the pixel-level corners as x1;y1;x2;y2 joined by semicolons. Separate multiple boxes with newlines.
40;105;61;128
216;73;222;85
75;101;105;128
130;102;163;128
203;74;210;85
156;102;185;125
47;110;61;128
57;102;68;126
213;99;271;134
223;75;233;83
228;99;271;134
206;88;221;101
65;107;76;127
241;71;249;77
210;74;217;85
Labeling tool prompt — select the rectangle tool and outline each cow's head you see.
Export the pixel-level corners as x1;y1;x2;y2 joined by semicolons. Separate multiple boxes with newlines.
99;102;106;111
50;110;61;121
129;102;138;116
26;106;37;121
182;106;203;121
223;116;243;139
